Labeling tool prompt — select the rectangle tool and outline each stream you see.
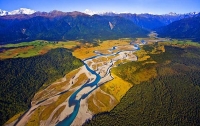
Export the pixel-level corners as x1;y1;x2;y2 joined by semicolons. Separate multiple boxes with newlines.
57;44;140;126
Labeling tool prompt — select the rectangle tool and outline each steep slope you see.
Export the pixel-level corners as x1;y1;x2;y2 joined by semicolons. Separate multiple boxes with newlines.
102;12;200;30
156;16;200;41
0;13;148;44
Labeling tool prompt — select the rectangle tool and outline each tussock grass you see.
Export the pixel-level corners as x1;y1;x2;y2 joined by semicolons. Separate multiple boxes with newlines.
0;40;79;59
100;74;133;102
73;39;131;59
39;91;73;121
71;73;88;88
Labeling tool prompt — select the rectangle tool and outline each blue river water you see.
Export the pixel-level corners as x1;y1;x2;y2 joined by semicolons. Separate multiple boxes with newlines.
56;63;101;126
57;44;140;126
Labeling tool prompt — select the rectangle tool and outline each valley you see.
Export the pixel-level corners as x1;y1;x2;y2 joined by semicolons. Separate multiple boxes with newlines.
3;36;198;126
0;6;200;126
3;38;140;126
84;40;200;126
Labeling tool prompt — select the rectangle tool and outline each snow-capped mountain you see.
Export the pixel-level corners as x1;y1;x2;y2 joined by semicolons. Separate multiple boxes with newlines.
0;9;9;16
84;9;117;15
168;12;178;16
0;8;36;16
9;8;36;15
84;9;96;15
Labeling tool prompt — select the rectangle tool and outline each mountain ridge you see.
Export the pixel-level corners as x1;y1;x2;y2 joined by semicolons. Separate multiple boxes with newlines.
0;14;148;44
0;8;36;16
156;16;200;41
100;12;200;30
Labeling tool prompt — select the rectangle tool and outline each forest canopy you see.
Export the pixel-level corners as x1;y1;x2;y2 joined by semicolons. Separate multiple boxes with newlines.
84;44;200;126
0;48;83;125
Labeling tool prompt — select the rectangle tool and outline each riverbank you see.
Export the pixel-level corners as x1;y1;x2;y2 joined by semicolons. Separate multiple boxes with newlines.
6;40;141;126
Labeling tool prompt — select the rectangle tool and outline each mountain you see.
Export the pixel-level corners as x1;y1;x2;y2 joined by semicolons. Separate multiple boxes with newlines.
156;16;200;41
0;8;36;16
0;9;9;16
9;8;36;15
0;12;148;44
101;12;200;30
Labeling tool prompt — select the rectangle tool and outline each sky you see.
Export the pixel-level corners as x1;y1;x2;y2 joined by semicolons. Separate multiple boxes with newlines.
1;0;200;14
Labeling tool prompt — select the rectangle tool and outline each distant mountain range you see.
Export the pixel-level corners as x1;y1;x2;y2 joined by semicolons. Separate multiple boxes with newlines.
0;8;36;16
100;12;200;30
0;12;148;44
156;16;200;41
0;8;200;44
1;8;199;29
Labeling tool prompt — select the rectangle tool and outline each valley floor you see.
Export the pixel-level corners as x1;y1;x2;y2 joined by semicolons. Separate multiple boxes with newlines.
4;39;141;126
4;36;199;126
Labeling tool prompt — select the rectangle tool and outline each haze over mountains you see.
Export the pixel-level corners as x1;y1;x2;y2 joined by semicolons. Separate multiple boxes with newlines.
0;8;200;44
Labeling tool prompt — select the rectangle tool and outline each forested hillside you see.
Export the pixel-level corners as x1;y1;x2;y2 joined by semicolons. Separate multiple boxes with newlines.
156;16;200;41
0;48;83;125
0;14;148;44
84;43;200;125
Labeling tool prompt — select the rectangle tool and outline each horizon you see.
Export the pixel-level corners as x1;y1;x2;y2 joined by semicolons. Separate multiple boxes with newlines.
1;7;200;16
1;0;200;15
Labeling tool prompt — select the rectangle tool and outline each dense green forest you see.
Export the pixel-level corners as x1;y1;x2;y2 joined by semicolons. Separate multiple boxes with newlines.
0;48;83;125
84;44;200;125
0;15;148;44
156;16;200;41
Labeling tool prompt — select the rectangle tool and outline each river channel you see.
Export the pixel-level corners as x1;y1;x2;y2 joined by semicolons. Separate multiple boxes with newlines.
57;44;140;126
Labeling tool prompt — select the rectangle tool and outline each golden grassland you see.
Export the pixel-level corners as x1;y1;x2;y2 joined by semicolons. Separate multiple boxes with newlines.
100;74;133;102
71;73;88;88
87;72;133;114
0;38;131;60
114;59;130;66
1;39;199;60
95;91;111;107
134;48;150;61
134;43;165;62
26;106;46;126
92;64;97;70
112;42;166;85
0;41;79;59
5;111;25;124
96;57;108;62
0;46;35;59
86;40;171;115
52;105;66;120
36;90;73;122
87;95;99;114
73;39;131;59
26;90;73;126
87;88;118;114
